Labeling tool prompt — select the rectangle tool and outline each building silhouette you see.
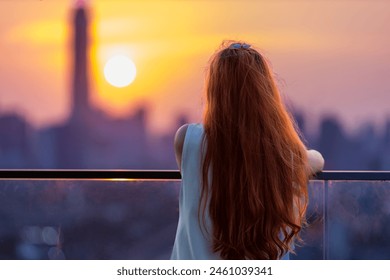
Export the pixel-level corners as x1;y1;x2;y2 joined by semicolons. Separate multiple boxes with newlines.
48;1;159;169
52;1;93;168
71;1;91;121
0;114;35;168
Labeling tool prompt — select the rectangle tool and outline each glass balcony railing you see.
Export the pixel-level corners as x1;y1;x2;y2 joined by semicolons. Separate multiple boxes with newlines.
0;170;389;260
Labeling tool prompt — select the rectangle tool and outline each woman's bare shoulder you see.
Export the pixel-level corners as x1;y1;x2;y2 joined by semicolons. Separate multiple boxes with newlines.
175;124;189;147
174;124;189;170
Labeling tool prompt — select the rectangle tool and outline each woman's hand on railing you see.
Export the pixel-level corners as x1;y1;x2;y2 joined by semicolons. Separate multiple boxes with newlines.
307;149;325;175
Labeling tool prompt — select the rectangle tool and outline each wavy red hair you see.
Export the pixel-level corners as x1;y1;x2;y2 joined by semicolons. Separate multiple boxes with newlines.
201;41;309;259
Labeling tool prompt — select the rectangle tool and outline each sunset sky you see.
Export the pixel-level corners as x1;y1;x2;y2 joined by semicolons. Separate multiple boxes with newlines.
0;0;389;135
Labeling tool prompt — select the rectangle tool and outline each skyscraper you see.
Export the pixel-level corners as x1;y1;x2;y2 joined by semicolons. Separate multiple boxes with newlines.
71;0;90;121
55;0;92;168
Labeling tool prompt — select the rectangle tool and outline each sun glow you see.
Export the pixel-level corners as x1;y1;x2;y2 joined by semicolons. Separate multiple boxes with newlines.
103;55;137;87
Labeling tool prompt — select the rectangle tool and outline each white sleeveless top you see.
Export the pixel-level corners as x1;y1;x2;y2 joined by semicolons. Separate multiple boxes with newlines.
170;123;290;260
170;123;219;259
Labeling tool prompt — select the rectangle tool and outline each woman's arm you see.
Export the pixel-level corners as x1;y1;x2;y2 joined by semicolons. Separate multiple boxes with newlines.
306;149;325;175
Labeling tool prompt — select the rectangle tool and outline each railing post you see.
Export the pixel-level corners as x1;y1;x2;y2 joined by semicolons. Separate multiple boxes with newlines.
323;180;329;260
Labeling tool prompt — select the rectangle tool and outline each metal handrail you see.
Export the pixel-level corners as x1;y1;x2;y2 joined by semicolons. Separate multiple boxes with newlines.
0;169;389;180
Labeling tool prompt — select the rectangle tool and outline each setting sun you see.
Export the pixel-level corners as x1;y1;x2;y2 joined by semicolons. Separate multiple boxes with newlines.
103;55;137;87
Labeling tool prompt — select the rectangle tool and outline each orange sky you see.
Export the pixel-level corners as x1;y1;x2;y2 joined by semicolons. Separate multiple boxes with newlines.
1;0;390;135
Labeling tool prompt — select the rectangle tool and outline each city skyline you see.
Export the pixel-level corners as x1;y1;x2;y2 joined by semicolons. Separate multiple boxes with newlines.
1;1;390;135
0;1;172;170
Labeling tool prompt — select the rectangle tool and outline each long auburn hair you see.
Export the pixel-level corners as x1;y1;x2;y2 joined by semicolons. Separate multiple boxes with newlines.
200;41;309;259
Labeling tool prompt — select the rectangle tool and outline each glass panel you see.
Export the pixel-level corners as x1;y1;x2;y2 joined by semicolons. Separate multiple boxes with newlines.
0;180;180;260
0;179;326;260
293;180;324;260
327;180;390;259
3;179;389;260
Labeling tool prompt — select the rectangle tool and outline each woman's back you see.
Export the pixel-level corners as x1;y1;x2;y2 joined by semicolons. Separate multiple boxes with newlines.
171;41;324;260
171;123;323;259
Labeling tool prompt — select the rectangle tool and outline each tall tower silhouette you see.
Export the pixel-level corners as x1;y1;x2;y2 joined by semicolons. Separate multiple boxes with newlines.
55;0;91;168
71;0;90;120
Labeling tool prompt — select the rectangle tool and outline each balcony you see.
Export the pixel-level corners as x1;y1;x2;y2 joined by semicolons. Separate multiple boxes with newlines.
0;170;389;260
